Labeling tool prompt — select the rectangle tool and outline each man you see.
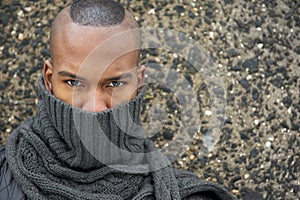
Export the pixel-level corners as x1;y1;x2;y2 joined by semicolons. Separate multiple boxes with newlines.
0;0;236;199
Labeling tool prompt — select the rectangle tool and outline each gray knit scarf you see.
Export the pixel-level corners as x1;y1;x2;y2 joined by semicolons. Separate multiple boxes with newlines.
6;77;236;200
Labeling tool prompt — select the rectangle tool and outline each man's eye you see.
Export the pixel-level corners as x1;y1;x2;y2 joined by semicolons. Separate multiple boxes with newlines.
66;80;84;87
108;81;125;88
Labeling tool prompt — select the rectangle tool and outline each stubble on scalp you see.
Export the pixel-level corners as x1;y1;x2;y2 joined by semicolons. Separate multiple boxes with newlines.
49;2;140;65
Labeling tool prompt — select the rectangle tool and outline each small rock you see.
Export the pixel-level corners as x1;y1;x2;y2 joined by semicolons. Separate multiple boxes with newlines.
0;82;7;90
162;128;173;140
199;157;207;166
213;87;225;96
240;187;263;200
252;88;259;100
20;39;30;47
209;31;215;39
174;5;184;16
243;38;255;49
257;43;263;48
244;174;250;179
250;148;259;158
188;10;195;19
239;78;249;89
235;19;250;32
265;141;272;147
291;122;299;131
230;176;241;184
270;76;284;88
24;7;32;12
282;96;292;108
205;7;215;18
0;122;5;131
1;13;9;26
266;112;276;121
294;46;300;54
242;57;258;73
231;65;242;71
254;119;260;125
2;98;9;105
291;184;299;193
18;33;24;40
189;154;195;160
232;189;239;195
240;131;250;140
280;121;289;129
227;49;239;57
204;110;212;116
199;83;207;90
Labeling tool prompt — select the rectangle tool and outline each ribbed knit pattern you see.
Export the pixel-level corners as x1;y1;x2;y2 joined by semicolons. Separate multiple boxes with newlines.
5;77;236;200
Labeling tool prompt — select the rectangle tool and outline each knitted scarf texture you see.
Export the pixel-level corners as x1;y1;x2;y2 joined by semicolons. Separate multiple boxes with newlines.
6;77;235;200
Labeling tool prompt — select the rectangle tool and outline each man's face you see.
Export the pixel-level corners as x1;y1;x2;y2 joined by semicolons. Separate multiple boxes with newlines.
43;22;145;112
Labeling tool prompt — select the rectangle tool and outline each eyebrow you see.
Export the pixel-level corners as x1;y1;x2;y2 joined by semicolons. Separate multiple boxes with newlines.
104;72;133;82
58;71;86;80
58;71;133;81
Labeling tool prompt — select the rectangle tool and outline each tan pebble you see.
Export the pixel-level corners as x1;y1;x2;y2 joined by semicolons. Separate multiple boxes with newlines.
154;57;160;62
18;33;24;41
189;154;195;160
209;32;214;39
246;75;252;80
244;174;250;179
24;7;32;12
189;146;196;151
232;189;239;195
212;178;217;182
17;10;24;17
205;110;212;116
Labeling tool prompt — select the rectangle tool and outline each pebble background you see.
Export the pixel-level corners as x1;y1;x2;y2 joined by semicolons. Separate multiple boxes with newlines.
0;0;299;199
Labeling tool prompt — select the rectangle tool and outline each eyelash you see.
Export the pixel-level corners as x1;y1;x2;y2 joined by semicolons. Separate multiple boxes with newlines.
65;80;127;89
107;81;126;88
65;80;85;88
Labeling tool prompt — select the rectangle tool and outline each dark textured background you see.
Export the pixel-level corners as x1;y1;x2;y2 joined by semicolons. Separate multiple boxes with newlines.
0;0;299;199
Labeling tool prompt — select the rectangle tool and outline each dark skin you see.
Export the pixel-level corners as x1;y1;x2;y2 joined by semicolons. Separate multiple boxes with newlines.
43;7;145;112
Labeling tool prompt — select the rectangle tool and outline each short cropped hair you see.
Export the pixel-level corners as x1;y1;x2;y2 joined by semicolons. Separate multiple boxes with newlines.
70;0;125;27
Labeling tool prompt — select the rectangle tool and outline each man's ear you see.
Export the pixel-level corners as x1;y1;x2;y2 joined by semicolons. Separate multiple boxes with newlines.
137;65;146;89
43;60;53;93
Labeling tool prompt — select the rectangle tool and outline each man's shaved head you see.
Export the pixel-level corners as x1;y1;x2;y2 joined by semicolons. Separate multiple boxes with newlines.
49;0;139;62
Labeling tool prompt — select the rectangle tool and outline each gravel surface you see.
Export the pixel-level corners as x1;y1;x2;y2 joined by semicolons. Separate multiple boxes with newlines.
0;0;299;199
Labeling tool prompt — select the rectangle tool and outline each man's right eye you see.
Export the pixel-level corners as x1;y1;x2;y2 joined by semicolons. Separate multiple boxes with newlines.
65;80;84;88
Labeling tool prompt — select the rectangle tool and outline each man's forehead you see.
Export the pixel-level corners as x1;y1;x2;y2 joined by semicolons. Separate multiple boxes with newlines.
56;54;138;84
57;17;139;48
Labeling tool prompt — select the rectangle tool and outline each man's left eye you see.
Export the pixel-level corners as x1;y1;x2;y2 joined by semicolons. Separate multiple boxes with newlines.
108;81;125;88
66;80;84;87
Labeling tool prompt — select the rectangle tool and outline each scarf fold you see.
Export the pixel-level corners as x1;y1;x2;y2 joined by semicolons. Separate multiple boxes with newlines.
6;77;236;200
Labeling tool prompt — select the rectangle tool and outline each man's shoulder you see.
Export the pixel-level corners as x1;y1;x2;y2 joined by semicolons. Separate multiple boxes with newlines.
0;145;26;200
